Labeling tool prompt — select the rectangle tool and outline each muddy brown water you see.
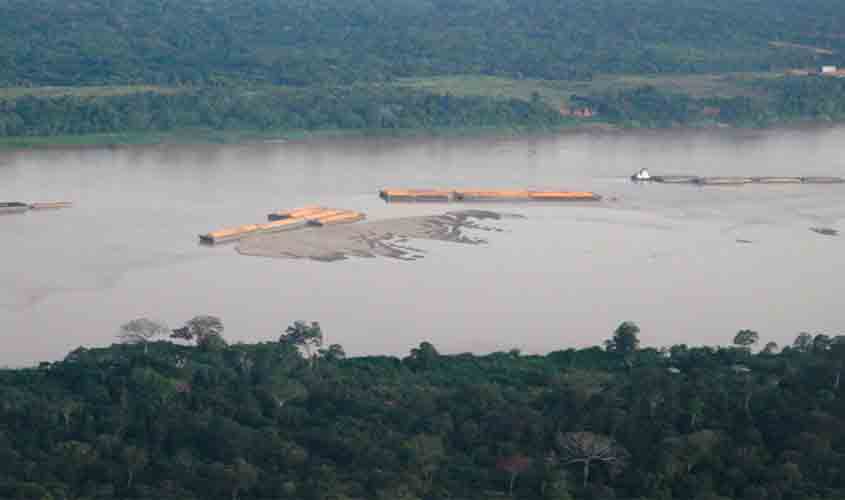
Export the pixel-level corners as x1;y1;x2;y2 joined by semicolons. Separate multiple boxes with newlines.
1;127;844;365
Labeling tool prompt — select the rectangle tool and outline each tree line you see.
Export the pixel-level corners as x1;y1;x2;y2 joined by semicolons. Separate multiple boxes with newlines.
0;316;844;499
4;76;845;139
574;76;845;128
0;87;564;138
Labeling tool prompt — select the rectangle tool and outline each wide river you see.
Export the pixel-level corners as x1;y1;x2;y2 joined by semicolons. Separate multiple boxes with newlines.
2;127;844;365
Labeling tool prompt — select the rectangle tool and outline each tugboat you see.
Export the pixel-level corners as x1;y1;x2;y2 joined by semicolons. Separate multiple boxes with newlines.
630;168;652;182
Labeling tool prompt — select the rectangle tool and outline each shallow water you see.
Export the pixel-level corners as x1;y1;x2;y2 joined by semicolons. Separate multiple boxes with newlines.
1;127;844;365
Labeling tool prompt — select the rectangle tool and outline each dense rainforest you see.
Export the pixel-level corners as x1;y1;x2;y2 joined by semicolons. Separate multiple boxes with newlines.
1;317;844;500
2;0;844;86
3;0;845;141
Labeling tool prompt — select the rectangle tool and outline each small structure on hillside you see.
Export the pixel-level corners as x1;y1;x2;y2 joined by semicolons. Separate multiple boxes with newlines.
560;106;596;118
819;65;845;77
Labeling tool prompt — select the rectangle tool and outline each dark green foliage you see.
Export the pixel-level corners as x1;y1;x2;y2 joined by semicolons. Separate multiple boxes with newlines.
1;328;845;499
1;0;844;87
0;86;565;138
765;77;845;120
2;0;845;140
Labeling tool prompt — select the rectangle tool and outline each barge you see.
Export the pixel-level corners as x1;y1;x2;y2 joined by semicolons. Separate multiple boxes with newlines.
29;201;74;210
801;176;845;184
694;177;754;186
1;201;73;214
258;218;309;234
454;190;533;202
199;224;263;244
0;202;30;214
380;189;601;202
751;177;803;184
267;205;326;221
379;189;454;202
652;176;700;184
528;191;601;201
634;171;844;186
202;206;367;244
307;212;366;226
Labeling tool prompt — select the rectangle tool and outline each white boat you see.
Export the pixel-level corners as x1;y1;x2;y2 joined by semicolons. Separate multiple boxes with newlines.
631;168;652;181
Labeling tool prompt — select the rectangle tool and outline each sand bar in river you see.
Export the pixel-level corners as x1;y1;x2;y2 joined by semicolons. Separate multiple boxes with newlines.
237;210;521;262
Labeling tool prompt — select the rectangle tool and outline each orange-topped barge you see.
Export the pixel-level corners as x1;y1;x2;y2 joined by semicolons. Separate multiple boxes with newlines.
201;206;367;244
380;189;601;202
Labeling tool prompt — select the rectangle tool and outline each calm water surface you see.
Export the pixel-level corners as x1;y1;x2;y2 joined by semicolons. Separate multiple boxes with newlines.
2;127;844;365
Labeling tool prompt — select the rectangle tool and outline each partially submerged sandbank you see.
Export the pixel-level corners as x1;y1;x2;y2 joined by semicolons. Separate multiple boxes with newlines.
237;210;521;262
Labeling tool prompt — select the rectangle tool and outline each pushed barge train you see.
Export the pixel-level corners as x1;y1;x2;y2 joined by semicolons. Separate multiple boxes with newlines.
379;189;602;202
631;168;844;185
1;201;73;214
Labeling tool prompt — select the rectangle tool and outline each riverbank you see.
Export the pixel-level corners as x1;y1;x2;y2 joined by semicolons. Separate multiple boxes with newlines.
3;71;843;150
0;122;618;150
3;117;843;152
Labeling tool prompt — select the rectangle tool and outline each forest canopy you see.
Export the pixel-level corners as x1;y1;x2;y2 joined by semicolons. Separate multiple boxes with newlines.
1;317;844;500
1;0;844;86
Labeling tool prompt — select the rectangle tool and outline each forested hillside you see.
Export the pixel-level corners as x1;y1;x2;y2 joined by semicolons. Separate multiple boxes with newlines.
1;318;844;499
2;0;845;142
1;0;844;87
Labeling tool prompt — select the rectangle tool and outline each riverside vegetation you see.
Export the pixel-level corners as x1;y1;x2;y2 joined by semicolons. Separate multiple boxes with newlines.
1;318;844;499
3;0;845;143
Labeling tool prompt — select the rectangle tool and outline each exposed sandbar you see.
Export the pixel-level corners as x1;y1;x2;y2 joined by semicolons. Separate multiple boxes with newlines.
237;210;520;262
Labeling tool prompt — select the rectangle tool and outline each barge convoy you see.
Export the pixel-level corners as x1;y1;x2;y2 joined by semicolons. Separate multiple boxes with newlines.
0;201;73;214
631;168;844;185
379;189;602;202
199;206;366;244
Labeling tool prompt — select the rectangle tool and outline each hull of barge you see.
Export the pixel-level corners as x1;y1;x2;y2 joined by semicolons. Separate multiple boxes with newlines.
0;203;29;214
307;213;366;226
651;176;700;184
380;189;601;202
801;176;845;184
258;218;309;234
751;177;802;184
694;177;754;186
199;224;262;244
267;205;326;221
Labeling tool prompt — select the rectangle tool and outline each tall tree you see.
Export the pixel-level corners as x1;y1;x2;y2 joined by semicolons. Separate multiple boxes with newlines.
122;446;148;489
118;318;169;354
407;341;440;370
733;330;759;351
829;336;845;391
793;332;813;352
173;315;226;351
496;454;532;497
280;321;324;367
762;341;779;355
605;322;641;355
557;431;628;488
813;334;832;353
